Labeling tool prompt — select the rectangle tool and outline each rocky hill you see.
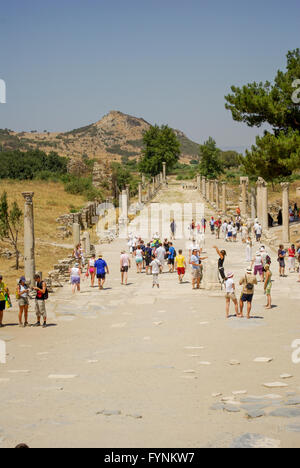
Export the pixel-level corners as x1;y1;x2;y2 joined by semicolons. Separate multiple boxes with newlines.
0;111;200;162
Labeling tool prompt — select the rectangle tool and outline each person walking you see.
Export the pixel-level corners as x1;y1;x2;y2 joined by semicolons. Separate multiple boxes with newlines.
170;219;176;240
120;250;131;285
144;243;153;275
288;244;296;273
239;268;258;319
70;263;82;294
224;272;239;319
0;275;9;328
167;242;176;273
150;255;161;289
278;245;286;277
252;250;264;282
264;264;273;309
175;249;186;283
32;274;48;328
88;254;96;288
94;254;109;290
134;245;144;274
17;276;30;327
156;243;166;274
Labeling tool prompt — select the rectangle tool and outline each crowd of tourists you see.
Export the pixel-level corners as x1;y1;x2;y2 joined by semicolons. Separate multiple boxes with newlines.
1;213;300;327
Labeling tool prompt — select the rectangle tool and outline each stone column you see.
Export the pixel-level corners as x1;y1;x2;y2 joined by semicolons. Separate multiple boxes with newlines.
22;192;35;285
147;184;151;201
250;187;257;220
206;180;210;201
240;177;249;218
221;182;227;213
138;182;143;204
121;190;128;221
163;162;166;182
197;174;201;191
202;177;206;198
215;180;220;209
256;178;263;222
281;182;290;244
82;231;91;256
126;184;130;208
142;174;145;186
152;177;155;193
73;223;80;247
210;180;214;203
261;179;268;231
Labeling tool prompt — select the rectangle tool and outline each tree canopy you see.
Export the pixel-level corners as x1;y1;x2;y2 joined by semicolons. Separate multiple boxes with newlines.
139;125;180;176
225;49;300;182
0;191;23;269
198;137;224;179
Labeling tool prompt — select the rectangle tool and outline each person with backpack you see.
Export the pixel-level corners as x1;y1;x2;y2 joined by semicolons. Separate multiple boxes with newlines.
0;275;9;328
239;268;258;319
32;274;48;328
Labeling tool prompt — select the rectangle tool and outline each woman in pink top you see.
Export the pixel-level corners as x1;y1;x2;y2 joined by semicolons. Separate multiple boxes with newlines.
288;244;296;273
120;251;131;285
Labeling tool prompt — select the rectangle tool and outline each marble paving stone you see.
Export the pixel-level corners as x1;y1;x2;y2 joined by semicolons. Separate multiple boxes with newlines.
230;434;280;449
270;408;300;418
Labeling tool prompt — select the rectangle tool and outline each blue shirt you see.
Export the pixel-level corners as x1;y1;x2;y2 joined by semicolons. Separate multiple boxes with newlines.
168;246;175;260
190;255;200;270
94;259;107;275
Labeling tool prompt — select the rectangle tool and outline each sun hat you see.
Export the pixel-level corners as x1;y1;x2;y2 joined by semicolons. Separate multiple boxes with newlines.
226;272;234;278
19;276;26;283
246;267;252;273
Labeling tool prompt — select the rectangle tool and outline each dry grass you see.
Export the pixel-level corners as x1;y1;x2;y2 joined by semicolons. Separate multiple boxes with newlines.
0;180;86;291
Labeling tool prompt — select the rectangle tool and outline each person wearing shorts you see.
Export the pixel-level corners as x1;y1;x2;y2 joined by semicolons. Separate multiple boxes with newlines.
135;246;144;273
89;255;96;288
190;249;207;290
17;276;30;327
120;251;131;285
144;244;152;275
239;268;257;319
264;264;272;309
252;251;264;282
0;275;9;328
278;245;286;277
167;243;176;273
70;263;82;294
225;272;238;319
175;250;186;283
32;274;47;328
94;254;109;290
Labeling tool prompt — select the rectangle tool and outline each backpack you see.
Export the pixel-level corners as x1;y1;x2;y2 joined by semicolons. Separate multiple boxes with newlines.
245;275;254;291
37;281;48;300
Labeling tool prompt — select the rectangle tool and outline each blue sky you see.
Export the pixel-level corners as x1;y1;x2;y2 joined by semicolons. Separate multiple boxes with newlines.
0;0;299;150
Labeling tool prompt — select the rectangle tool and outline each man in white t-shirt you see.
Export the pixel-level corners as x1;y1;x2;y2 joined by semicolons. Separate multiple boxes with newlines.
225;272;238;318
156;244;166;273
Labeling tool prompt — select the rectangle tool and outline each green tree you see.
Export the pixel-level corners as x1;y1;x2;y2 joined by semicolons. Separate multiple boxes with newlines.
0;191;23;269
198;137;224;179
242;130;300;183
220;150;241;169
139;125;180;176
225;49;300;133
225;49;300;182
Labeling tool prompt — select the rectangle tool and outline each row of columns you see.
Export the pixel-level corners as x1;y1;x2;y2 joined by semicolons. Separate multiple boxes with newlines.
197;175;227;213
197;174;293;244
